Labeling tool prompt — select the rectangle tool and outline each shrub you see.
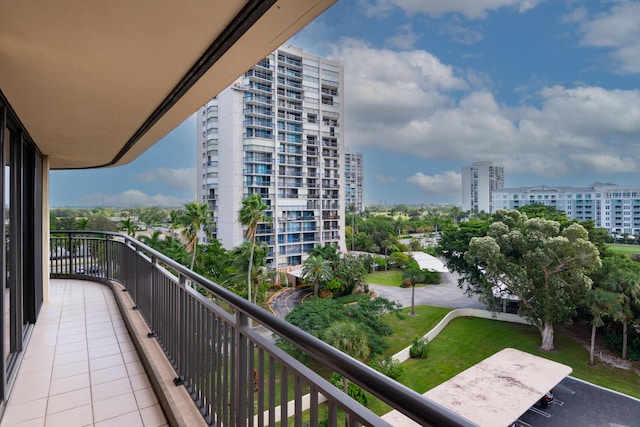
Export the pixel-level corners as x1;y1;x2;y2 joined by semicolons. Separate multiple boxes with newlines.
373;356;404;380
409;336;429;358
421;269;441;284
328;373;369;405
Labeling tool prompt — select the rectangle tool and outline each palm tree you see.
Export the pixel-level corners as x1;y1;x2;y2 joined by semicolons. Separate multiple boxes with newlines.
348;204;356;252
323;321;370;426
119;217;137;237
403;268;425;316
600;256;640;359
139;230;163;249
302;255;332;297
77;217;89;230
238;193;271;304
585;287;618;365
178;201;214;270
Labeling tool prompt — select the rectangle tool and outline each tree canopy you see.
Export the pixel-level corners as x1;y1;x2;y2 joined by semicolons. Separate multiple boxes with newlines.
462;209;601;351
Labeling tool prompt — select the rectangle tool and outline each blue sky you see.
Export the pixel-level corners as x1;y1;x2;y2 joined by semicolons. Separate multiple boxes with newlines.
50;0;640;207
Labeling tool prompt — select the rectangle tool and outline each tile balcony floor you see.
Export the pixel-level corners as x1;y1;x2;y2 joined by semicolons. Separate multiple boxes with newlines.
1;279;168;427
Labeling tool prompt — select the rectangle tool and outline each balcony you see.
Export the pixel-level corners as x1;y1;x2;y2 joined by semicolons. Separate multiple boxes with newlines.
37;231;472;426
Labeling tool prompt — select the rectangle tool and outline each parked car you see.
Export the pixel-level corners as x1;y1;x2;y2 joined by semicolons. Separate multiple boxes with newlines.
76;265;100;274
534;390;554;408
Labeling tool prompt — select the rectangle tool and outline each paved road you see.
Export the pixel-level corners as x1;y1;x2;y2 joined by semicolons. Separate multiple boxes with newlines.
269;287;309;318
367;270;485;310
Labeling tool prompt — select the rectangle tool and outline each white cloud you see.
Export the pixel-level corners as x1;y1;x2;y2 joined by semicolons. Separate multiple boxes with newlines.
385;24;418;50
569;153;637;174
406;171;461;195
375;173;397;183
577;1;640;74
135;167;195;190
561;6;588;24
334;37;640;180
79;190;188;208
362;0;542;19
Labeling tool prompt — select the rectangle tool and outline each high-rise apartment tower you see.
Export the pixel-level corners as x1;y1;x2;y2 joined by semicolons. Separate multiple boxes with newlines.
461;161;504;213
345;152;363;213
197;45;345;269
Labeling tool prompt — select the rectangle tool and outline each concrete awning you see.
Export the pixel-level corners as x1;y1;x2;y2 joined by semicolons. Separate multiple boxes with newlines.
406;252;448;273
0;0;335;169
382;348;572;426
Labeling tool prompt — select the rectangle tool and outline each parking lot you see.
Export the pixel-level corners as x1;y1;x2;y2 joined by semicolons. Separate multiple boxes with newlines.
512;377;640;426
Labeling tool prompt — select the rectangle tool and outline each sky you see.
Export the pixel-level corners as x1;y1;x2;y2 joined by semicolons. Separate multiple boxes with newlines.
50;0;640;207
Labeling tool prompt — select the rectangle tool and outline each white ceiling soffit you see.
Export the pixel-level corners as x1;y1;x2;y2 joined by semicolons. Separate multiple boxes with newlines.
0;0;336;169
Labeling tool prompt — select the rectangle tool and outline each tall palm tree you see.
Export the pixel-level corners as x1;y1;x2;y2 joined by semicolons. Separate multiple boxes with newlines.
348;204;356;252
403;268;425;316
302;255;332;297
323;321;370;426
599;255;640;359
119;217;137;237
178;201;214;270
238;193;271;304
585;287;618;365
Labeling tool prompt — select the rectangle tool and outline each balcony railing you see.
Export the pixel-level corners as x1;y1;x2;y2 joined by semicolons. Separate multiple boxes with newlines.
49;231;473;427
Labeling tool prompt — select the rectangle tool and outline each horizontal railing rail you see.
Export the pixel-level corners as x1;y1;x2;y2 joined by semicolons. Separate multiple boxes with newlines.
50;230;475;427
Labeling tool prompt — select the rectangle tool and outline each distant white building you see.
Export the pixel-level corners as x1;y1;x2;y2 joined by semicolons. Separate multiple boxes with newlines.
345;152;363;213
461;161;504;213
491;183;640;235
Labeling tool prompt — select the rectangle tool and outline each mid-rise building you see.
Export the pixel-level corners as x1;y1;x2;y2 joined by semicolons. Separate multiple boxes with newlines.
345;152;363;213
197;45;345;269
461;161;504;213
491;183;640;235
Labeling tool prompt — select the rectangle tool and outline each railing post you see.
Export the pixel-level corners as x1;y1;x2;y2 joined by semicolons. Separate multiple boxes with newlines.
236;310;249;427
67;233;75;273
105;235;112;279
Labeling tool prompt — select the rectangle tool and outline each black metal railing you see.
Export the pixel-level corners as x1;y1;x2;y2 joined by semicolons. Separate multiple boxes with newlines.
50;231;475;427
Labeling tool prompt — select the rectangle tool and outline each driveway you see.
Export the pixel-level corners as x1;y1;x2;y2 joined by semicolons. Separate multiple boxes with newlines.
367;270;485;310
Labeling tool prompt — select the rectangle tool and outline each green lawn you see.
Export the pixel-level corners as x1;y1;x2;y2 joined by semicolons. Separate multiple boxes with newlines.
364;270;433;287
365;312;640;416
364;270;403;286
607;243;640;255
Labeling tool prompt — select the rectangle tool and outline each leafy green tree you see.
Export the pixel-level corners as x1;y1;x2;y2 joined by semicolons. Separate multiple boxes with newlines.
389;251;409;269
285;298;346;336
302;255;332;297
139;207;168;226
57;216;78;230
517;203;569;223
594;255;640;359
463;210;601;351
437;219;490;282
87;214;118;232
238;194;271;304
176;201;214;270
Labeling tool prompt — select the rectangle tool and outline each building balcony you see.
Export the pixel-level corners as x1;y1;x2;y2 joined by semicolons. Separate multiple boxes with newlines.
33;231;472;427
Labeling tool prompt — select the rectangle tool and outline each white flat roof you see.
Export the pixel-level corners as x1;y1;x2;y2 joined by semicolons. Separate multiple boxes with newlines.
382;348;572;426
406;252;449;273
